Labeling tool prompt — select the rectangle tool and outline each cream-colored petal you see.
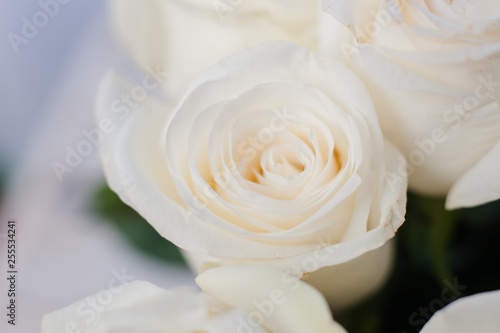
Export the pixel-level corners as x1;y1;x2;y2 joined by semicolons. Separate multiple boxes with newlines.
196;265;347;333
41;281;211;333
446;140;500;209
110;0;170;73
97;71;314;258
322;0;500;207
349;48;500;196
420;290;500;333
322;0;383;31
306;240;395;311
183;140;406;311
110;0;319;98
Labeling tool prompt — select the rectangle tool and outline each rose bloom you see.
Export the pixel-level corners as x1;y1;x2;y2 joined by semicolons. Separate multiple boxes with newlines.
421;289;500;333
322;0;500;209
97;41;407;309
42;266;346;333
110;0;318;98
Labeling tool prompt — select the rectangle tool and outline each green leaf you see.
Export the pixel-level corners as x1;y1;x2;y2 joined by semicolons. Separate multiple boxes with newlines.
427;200;458;287
93;184;186;266
404;194;459;287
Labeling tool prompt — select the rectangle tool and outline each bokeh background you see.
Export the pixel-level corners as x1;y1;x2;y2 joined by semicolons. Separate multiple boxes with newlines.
0;1;499;333
0;2;194;332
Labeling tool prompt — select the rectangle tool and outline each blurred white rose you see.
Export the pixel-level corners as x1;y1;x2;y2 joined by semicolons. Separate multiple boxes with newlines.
110;0;318;98
421;289;500;333
322;0;500;209
97;41;407;309
42;266;346;333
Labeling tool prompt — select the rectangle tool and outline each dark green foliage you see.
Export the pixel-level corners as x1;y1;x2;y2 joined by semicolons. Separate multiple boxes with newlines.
336;194;500;333
93;184;186;265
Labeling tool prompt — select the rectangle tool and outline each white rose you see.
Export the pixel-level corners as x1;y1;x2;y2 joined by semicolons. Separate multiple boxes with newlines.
41;266;347;333
97;41;407;309
110;0;318;98
421;289;500;333
322;0;500;209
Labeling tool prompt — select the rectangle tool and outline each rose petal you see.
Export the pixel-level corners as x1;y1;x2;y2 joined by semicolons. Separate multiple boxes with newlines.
322;0;382;31
446;140;500;209
306;239;395;310
110;0;318;98
196;265;347;333
41;281;211;332
420;289;500;333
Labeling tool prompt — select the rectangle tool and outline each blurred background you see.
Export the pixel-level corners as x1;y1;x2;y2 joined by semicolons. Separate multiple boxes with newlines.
1;1;499;333
0;2;194;332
